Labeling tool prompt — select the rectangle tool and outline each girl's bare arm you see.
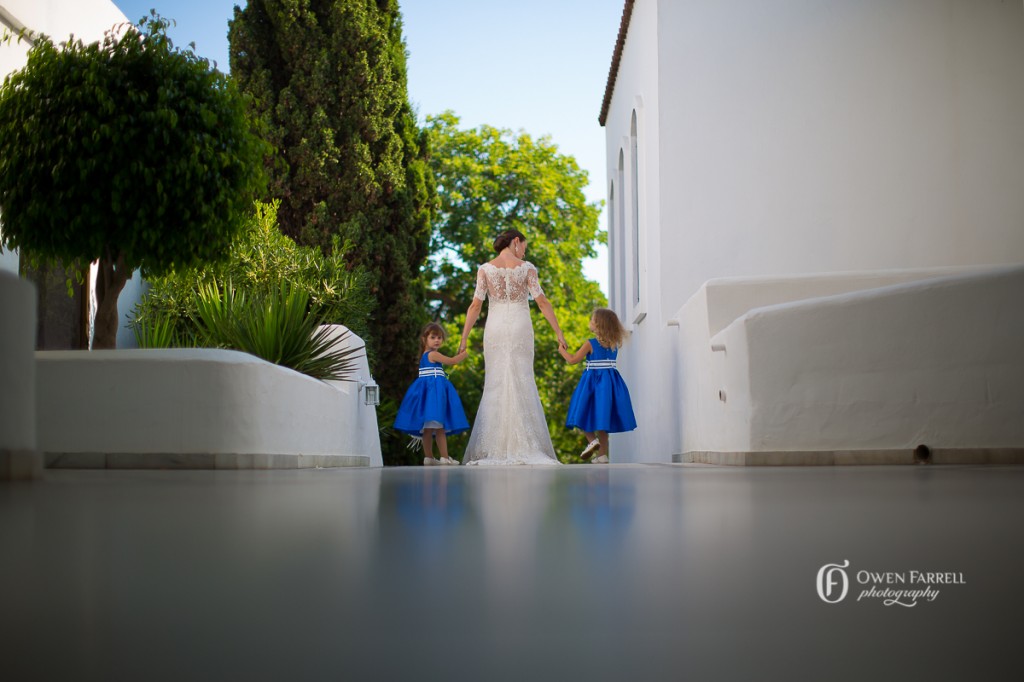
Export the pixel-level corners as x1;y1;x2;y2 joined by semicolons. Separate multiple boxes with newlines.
428;350;468;366
560;340;591;365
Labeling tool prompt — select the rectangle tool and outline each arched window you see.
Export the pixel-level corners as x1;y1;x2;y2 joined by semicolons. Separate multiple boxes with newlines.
630;111;640;307
608;180;616;312
617;149;627;316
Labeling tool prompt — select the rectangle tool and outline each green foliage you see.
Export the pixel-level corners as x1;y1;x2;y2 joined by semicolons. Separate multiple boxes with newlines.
131;313;193;349
0;14;267;277
426;113;607;461
0;14;267;348
193;280;361;382
229;0;435;423
132;200;372;349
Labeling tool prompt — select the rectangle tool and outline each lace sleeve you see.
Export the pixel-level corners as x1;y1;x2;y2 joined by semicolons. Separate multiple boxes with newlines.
474;266;488;301
526;264;544;299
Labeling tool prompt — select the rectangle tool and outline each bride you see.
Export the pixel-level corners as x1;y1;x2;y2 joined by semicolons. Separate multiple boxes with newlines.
457;229;567;465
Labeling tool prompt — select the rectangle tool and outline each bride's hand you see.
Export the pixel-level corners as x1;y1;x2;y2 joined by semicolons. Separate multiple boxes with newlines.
458;340;467;354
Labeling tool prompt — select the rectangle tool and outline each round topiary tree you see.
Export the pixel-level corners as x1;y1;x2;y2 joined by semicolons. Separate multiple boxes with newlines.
0;15;266;348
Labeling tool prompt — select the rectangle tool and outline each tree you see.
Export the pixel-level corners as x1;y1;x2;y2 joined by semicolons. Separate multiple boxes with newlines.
424;112;606;461
0;15;266;349
228;0;434;418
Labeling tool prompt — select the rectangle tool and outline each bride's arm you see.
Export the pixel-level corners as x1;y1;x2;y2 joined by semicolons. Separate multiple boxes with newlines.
535;294;568;350
458;297;482;354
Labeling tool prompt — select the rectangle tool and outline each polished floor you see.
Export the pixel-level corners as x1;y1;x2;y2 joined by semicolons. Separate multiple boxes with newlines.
2;464;1021;681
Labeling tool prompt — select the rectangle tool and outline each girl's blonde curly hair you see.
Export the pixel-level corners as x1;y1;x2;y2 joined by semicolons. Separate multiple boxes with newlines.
591;308;627;349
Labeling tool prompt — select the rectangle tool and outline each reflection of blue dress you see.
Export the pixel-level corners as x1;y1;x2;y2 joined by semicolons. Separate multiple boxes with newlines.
565;339;637;433
393;352;470;435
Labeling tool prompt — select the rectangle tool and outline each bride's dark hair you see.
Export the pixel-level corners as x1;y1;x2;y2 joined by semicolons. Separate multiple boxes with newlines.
493;229;527;254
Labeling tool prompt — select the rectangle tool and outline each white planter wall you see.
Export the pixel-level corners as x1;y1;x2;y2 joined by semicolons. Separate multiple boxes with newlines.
36;327;383;469
0;270;40;478
679;266;1024;462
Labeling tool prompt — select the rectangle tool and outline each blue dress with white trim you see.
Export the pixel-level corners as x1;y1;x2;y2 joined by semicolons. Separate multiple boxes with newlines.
565;338;637;433
393;352;470;435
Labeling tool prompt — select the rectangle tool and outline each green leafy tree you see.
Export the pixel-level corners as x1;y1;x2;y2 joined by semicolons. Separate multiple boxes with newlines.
425;112;606;462
0;15;266;348
228;0;434;431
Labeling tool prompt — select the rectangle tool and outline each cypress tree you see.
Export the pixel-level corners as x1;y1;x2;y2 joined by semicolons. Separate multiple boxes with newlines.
229;0;434;449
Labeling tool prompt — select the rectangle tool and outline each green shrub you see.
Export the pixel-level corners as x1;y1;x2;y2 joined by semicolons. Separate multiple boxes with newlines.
193;280;360;381
132;200;373;365
131;313;192;349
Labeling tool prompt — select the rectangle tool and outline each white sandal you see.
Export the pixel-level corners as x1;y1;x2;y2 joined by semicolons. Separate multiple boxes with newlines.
580;439;600;460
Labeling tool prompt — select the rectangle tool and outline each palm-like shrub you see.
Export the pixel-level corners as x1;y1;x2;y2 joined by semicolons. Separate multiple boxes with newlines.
194;280;360;382
131;313;193;349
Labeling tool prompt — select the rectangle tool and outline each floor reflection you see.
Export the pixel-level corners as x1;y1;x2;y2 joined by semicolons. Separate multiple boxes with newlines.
2;465;1022;681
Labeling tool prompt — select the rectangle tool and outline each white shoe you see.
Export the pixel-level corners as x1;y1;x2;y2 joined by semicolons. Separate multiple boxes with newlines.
592;455;609;464
441;457;460;466
580;439;600;460
423;457;441;466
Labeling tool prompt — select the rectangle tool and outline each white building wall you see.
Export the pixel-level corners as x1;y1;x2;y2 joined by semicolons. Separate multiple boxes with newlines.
605;0;1024;462
603;0;679;462
1;0;127;46
657;0;1024;312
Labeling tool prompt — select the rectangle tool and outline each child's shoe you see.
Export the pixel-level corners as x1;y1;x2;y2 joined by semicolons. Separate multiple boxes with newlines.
423;457;441;466
441;457;460;466
592;454;609;464
580;439;600;460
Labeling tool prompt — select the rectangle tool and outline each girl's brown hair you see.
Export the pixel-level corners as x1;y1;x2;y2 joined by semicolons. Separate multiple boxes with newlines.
493;228;527;254
591;308;627;349
419;322;446;353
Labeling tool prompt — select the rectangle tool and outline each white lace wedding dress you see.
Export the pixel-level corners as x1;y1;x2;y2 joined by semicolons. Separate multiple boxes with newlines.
463;262;560;466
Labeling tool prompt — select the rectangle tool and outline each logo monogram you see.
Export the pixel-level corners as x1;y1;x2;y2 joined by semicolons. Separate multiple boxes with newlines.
817;560;850;604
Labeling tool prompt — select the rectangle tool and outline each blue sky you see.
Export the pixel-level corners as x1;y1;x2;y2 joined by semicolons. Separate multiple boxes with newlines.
112;0;623;293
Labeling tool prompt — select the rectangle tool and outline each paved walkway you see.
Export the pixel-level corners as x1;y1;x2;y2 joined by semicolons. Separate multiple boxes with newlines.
2;464;1021;681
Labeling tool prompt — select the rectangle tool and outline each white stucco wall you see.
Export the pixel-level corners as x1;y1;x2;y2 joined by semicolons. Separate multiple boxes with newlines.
113;269;147;349
36;328;383;468
0;270;40;478
694;266;1024;457
0;243;15;274
1;0;127;45
677;266;1012;455
603;0;678;462
603;0;1024;462
321;325;384;467
0;270;35;451
657;0;1024;313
